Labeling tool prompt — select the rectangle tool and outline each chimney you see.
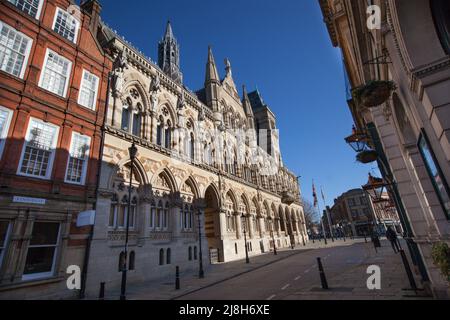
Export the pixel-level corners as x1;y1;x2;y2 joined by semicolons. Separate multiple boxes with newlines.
81;0;102;34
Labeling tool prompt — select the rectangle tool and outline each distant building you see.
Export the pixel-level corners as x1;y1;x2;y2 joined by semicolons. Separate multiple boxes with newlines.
327;189;376;237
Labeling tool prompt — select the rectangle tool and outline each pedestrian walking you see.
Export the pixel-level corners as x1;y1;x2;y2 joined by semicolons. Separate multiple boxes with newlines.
386;226;400;253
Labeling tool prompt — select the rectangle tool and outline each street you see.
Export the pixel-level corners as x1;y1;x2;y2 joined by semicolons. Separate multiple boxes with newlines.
174;240;425;300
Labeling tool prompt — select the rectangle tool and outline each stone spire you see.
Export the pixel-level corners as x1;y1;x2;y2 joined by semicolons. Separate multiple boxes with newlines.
205;46;220;86
158;21;183;84
164;20;174;39
204;46;220;112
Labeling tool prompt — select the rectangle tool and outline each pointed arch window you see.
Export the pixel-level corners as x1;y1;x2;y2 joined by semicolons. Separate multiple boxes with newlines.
166;248;171;264
109;194;119;228
188;246;192;261
190;132;195;161
129;197;137;228
150;200;156;229
183;204;189;230
157;201;163;230
119;251;126;271
132;110;141;137
164;120;172;149
121;106;130;132
163;201;169;230
157;116;163;146
159;248;164;265
129;251;135;271
189;205;194;230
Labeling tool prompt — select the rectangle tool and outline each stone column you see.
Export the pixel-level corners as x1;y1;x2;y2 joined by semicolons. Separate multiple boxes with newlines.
150;111;157;144
258;217;265;238
248;215;254;239
235;212;242;239
171;195;183;240
219;209;227;239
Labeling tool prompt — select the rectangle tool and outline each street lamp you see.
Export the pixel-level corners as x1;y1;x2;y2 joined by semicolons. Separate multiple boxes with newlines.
242;213;250;264
345;125;370;152
362;173;389;203
197;209;205;278
271;223;277;255
120;142;137;301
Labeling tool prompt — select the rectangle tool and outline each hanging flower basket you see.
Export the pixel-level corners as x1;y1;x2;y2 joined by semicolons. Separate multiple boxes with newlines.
352;80;397;108
356;150;378;164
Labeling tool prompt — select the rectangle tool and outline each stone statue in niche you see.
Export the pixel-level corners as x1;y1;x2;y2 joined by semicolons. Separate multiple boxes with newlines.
177;92;186;110
149;74;161;112
198;107;205;122
112;51;128;97
224;58;232;77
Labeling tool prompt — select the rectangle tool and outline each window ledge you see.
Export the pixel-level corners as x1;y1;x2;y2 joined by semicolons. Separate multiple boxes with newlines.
0;276;64;292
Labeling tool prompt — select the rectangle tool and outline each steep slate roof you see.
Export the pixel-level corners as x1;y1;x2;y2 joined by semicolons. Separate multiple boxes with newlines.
248;90;266;111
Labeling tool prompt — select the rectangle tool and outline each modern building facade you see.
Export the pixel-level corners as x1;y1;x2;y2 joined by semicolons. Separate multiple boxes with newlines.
0;0;112;299
83;20;306;296
319;0;450;298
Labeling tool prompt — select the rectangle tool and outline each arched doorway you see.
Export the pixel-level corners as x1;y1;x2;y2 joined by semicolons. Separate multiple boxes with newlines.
204;185;222;262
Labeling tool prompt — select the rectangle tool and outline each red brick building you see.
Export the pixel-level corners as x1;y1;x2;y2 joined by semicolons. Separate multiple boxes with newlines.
0;0;112;299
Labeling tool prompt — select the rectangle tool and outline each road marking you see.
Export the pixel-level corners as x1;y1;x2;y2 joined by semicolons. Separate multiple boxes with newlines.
267;295;276;300
295;276;301;281
304;269;310;274
281;284;291;290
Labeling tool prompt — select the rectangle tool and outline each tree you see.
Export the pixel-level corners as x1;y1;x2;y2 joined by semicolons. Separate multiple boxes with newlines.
302;197;320;231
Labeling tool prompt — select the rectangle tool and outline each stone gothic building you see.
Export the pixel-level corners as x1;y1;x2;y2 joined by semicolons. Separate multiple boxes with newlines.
84;21;306;295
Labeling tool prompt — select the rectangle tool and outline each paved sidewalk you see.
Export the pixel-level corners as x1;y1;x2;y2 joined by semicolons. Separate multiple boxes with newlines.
98;238;366;300
283;239;432;300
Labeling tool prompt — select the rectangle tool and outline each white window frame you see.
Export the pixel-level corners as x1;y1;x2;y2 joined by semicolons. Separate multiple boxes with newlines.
22;222;61;281
17;117;60;180
109;201;118;228
64;132;91;185
38;48;72;98
7;0;44;20
51;7;80;44
0;21;33;79
77;69;99;110
0;106;13;159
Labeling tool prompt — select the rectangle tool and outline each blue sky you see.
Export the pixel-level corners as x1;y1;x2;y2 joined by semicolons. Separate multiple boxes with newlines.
100;0;379;207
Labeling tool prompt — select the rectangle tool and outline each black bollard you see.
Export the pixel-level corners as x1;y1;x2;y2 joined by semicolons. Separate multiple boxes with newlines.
99;282;105;300
317;257;329;290
399;249;418;292
175;266;180;290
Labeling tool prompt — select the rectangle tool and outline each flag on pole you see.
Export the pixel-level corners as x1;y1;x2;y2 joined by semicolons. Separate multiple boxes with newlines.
312;182;318;208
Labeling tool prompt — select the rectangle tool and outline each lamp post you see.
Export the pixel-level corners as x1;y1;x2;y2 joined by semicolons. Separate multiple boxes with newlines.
362;173;390;234
242;213;250;263
120;142;137;301
345;126;369;152
197;209;205;278
271;226;277;255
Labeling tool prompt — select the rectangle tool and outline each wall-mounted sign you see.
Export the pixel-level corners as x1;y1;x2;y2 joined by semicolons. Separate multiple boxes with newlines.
13;196;46;205
76;210;96;227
